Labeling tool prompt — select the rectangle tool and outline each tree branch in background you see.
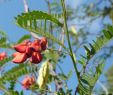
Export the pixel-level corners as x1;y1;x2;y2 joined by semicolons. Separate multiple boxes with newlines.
23;0;39;39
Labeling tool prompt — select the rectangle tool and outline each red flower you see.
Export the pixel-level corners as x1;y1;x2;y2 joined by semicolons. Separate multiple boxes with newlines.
12;52;28;63
0;52;7;61
12;38;47;64
14;40;30;53
22;76;35;89
12;40;32;63
30;39;41;52
29;52;42;64
40;37;47;50
25;46;34;57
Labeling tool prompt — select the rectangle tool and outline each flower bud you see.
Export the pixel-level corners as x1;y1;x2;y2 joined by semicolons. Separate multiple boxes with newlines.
0;52;7;61
37;60;50;89
22;76;35;89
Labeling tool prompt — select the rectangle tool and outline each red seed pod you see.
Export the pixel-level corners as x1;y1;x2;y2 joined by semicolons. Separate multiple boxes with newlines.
30;39;42;52
41;37;47;43
12;52;20;57
25;46;33;57
0;52;7;61
14;44;27;53
30;52;42;64
33;39;40;45
40;37;47;50
12;52;28;63
0;52;7;57
14;40;31;53
22;76;35;89
30;43;42;52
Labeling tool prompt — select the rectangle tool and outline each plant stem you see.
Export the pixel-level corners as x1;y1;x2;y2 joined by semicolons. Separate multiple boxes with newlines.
61;0;80;83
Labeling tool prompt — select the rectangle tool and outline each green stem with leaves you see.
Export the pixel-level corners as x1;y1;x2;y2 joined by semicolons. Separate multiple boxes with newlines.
61;0;80;84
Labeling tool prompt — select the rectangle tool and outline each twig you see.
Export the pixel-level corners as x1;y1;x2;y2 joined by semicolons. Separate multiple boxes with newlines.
23;0;39;39
96;80;108;95
59;29;65;51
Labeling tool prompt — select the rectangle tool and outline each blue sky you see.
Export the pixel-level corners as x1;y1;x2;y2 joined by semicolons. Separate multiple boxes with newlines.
0;0;113;95
0;0;47;42
0;0;79;95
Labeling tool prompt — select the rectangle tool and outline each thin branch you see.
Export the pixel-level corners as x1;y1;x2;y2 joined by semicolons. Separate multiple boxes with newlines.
23;0;39;39
96;80;108;95
59;29;65;51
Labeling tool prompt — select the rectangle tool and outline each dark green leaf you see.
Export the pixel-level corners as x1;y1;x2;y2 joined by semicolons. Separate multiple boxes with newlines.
17;34;31;43
15;11;63;27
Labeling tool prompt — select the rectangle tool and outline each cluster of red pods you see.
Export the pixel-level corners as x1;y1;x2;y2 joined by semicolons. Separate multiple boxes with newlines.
12;37;47;64
0;38;47;89
0;52;7;61
22;76;35;89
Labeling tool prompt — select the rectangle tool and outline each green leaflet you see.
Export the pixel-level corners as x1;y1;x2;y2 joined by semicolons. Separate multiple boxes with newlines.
17;34;31;43
0;30;7;37
78;60;105;94
0;57;13;67
78;82;90;95
58;73;68;80
16;24;67;50
83;25;113;60
0;85;11;95
105;65;113;92
44;49;59;63
0;86;22;95
0;43;11;48
15;11;63;27
15;11;67;50
8;81;15;90
0;37;7;44
0;31;7;44
77;26;111;94
0;63;35;81
0;30;9;48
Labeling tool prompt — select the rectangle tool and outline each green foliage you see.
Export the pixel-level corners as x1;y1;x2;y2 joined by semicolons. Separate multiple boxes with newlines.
0;30;7;37
78;60;105;94
8;81;16;90
84;25;113;60
58;73;68;81
15;11;63;27
0;63;35;82
0;37;7;44
0;83;20;95
15;11;67;50
26;26;66;49
5;90;24;95
44;49;59;63
0;57;13;67
0;85;12;95
77;26;113;94
17;34;31;44
105;65;113;93
58;70;73;81
0;43;11;48
0;30;10;48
